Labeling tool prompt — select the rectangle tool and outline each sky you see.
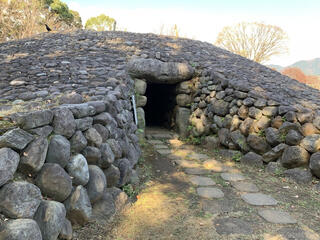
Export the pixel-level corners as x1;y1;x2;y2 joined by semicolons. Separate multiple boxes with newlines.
65;0;320;66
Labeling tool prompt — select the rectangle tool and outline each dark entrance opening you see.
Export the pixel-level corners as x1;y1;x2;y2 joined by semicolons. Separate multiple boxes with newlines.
145;83;177;128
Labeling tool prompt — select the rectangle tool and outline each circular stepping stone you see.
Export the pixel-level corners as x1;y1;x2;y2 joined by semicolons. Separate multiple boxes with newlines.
258;210;297;224
213;218;254;235
241;193;278;206
189;176;216;186
221;173;247;181
197;187;224;199
184;168;210;175
231;181;259;193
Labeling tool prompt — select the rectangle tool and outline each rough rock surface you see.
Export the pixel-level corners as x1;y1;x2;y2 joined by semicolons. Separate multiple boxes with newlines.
0;148;20;187
45;135;71;168
66;154;90;186
86;165;107;204
0;219;42;240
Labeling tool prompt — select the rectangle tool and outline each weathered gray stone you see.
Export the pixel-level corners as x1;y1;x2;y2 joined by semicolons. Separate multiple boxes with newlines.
134;79;147;95
87;101;106;114
63;104;96;118
221;173;247;181
281;146;310;168
82;146;101;165
75;117;93;131
66;154;89;186
36;163;72;202
238;105;249;119
204;135;220;149
11;110;53;130
240;152;263;166
262;106;278;117
231;181;259;192
59;92;83;104
84;127;103;147
64;185;92;226
93;124;109;142
70;131;87;153
137;107;145;130
0;128;34;150
58;218;73;240
212;100;229;116
284;168;312;184
0;148;19;187
258;210;297;224
104;165;120;187
28;125;53;137
46;135;70;168
300;134;320;153
285;129;303;145
313;116;320;130
262;143;287;163
249;107;262;119
265;127;281;147
285;111;297;122
247;134;271;154
0;219;42;240
279;122;302;135
310;152;320;178
213;218;253;235
128;58;194;84
107;139;122;159
52;107;76;138
265;162;284;174
114;158;132;186
189;176;216;186
239;118;255;136
93;112;117;127
176;94;191;107
218;128;231;147
196;187;224;199
34;200;66;240
297;111;313;124
99;143;115;168
241;193;278;206
175;107;191;138
0;181;42;218
86;165;107;204
230;130;250;152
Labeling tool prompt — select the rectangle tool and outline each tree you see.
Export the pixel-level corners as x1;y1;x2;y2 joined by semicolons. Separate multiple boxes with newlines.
281;67;307;83
85;14;115;31
215;22;288;63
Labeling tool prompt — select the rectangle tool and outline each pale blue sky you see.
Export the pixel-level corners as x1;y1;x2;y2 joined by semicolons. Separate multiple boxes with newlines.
66;0;320;66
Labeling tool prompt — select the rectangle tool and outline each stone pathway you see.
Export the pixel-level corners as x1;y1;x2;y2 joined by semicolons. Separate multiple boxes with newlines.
144;132;317;239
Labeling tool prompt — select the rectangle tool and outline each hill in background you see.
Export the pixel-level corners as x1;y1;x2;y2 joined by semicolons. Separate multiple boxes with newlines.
268;58;320;76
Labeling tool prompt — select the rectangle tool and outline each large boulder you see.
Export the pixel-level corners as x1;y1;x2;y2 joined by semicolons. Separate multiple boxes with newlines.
86;165;107;204
0;181;42;218
52;107;76;138
114;158;132;187
0;128;34;150
11;110;53;130
19;136;49;173
265;127;281;147
99;143;115;168
82;146;101;165
134;79;147;95
46;135;70;168
247;134;271;154
66;154;90;186
36;163;72;202
309;152;320;178
84;128;103;147
64;185;92;226
262;143;287;163
230;130;250;152
0;148;20;187
284;168;313;184
128;58;194;84
212;100;229;116
240;152;263;166
70;131;87;153
34;200;66;240
103;165;120;188
280;146;310;168
0;219;42;240
58;218;73;240
300;134;320;153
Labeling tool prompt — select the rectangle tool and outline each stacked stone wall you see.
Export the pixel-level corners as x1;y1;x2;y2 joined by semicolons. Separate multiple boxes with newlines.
0;97;140;239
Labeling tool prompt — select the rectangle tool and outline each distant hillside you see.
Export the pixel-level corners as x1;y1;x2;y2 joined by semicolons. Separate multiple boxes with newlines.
290;58;320;75
268;58;320;75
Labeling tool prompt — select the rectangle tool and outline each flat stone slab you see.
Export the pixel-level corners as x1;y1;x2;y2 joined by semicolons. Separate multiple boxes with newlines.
154;145;169;149
201;199;234;214
148;140;163;144
197;187;224;199
231;181;259;193
213;218;254;235
241;193;278;206
184;168;210;175
156;149;172;155
146;133;173;140
258;210;297;224
277;226;318;240
203;160;230;173
189;176;216;186
175;160;201;168
221;173;247;182
187;153;210;161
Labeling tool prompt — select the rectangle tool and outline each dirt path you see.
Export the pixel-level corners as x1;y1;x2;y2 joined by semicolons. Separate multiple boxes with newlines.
105;129;320;240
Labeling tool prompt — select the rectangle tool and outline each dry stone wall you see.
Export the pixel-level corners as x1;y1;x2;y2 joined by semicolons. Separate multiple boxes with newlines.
0;99;140;239
0;30;320;238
